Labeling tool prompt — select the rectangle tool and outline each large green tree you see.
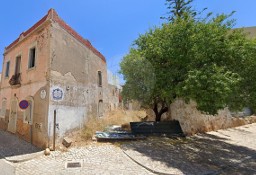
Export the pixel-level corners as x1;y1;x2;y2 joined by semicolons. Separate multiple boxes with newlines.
120;0;256;121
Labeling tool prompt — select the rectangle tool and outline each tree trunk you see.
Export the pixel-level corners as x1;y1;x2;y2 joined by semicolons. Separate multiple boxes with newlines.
153;102;169;122
155;113;162;122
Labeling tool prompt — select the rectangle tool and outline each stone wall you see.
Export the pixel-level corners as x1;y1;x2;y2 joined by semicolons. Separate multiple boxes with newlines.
169;99;233;135
146;99;256;135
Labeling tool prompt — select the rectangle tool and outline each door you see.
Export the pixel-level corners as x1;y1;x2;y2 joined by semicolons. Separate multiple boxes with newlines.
98;100;103;118
8;99;18;133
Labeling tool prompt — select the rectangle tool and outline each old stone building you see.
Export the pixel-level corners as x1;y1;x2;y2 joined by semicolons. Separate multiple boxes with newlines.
0;9;110;148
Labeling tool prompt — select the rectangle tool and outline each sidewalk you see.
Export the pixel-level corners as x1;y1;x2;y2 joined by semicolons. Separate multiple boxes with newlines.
0;130;42;162
14;144;154;175
122;123;256;174
1;123;256;174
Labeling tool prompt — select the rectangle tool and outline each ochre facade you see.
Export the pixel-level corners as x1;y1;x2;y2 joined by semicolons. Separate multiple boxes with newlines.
0;9;109;148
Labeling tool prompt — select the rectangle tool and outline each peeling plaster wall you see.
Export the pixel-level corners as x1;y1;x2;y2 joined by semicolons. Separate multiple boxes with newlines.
1;24;50;88
50;22;107;85
145;99;237;135
32;85;50;148
0;18;110;147
170;99;233;135
0;23;51;148
48;105;86;143
47;22;108;139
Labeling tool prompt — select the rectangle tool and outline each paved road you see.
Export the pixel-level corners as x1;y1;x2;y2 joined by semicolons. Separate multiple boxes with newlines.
1;123;256;175
123;123;256;175
15;145;155;175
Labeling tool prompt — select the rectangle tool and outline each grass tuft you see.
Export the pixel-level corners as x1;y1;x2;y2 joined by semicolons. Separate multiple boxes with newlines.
82;109;145;140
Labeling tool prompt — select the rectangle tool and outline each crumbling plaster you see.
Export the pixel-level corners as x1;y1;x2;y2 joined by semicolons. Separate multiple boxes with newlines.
0;22;51;148
47;21;109;140
0;9;114;148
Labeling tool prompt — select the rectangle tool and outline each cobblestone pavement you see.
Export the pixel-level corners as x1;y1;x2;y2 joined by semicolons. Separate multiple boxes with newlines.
15;144;154;175
1;123;256;175
0;130;41;159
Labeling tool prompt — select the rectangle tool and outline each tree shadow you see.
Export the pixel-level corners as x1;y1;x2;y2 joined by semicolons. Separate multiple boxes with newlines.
0;130;41;159
122;133;256;175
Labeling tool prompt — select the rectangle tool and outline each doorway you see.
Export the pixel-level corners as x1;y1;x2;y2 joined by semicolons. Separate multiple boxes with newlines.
8;98;18;133
98;100;103;118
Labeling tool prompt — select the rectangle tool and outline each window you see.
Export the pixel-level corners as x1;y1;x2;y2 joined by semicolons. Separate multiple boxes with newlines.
15;56;21;75
98;71;102;87
28;47;36;68
5;61;10;77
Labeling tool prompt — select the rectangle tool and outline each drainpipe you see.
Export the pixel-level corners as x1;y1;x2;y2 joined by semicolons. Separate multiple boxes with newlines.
53;109;56;151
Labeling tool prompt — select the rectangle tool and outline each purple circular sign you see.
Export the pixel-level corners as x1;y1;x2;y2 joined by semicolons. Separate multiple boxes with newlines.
19;100;29;109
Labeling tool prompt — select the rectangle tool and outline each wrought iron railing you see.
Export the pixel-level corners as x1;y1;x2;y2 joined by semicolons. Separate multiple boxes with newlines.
9;73;21;86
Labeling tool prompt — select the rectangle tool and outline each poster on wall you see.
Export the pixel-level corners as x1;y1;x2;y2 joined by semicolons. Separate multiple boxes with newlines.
51;86;64;101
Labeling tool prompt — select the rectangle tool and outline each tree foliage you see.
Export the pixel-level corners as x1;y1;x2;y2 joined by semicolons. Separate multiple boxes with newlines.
161;0;195;21
120;0;256;121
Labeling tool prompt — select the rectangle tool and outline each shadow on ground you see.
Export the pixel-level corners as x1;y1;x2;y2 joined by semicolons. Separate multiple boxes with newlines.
0;130;41;159
122;133;256;175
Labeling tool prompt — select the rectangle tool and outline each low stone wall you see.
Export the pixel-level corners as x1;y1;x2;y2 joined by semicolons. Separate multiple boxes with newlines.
146;99;256;135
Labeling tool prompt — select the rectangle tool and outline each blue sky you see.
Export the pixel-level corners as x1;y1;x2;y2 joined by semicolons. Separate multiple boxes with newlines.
0;0;255;83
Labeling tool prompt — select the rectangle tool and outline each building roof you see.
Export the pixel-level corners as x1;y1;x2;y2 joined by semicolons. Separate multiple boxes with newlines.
5;9;106;63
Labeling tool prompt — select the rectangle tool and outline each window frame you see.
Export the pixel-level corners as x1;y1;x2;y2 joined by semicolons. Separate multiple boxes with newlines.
5;61;10;78
15;55;22;75
28;47;36;69
98;71;102;87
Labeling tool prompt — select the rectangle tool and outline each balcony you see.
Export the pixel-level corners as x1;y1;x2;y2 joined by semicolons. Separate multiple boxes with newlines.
9;73;21;87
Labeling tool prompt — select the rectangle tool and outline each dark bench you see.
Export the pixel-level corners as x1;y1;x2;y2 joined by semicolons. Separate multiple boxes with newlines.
130;120;184;137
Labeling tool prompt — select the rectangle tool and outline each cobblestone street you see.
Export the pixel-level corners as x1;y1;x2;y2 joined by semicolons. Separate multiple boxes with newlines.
1;123;256;175
0;130;41;160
